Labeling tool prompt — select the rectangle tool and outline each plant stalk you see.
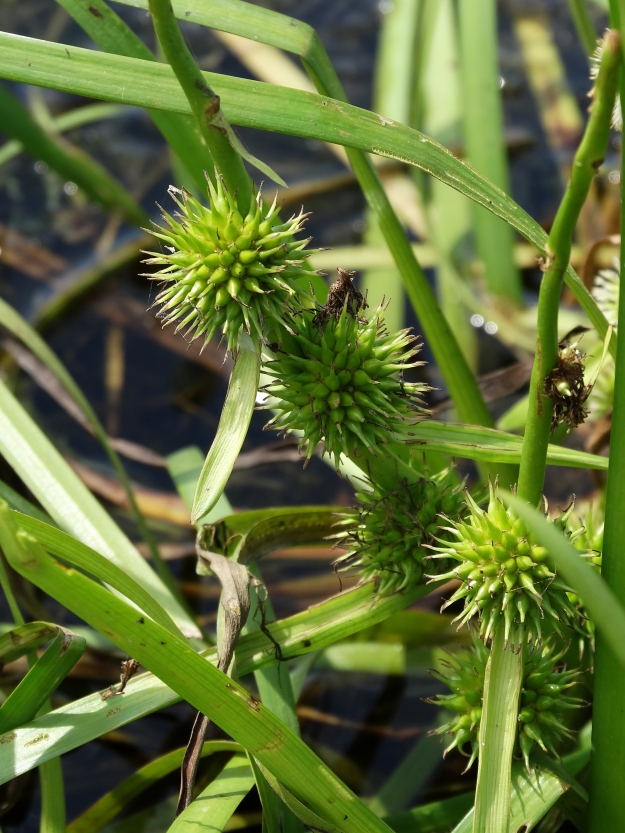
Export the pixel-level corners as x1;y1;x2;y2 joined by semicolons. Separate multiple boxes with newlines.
147;0;251;209
475;30;621;833
517;30;621;506
588;7;625;829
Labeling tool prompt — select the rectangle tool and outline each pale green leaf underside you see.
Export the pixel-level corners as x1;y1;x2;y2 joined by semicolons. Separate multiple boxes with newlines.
191;344;260;523
0;31;612;353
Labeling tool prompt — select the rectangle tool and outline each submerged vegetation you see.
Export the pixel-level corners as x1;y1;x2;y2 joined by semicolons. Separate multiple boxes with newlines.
1;0;625;832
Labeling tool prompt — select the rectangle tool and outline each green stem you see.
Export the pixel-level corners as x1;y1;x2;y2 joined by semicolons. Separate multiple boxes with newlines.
588;9;625;830
147;0;251;210
568;0;600;55
517;30;621;506
472;626;523;833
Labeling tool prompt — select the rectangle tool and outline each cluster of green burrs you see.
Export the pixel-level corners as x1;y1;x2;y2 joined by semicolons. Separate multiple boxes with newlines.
431;636;583;772
263;293;428;469
331;470;466;594
144;176;319;352
428;485;589;645
429;634;488;772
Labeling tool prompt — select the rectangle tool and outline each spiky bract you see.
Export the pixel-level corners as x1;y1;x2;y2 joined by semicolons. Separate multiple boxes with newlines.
331;470;466;594
431;637;582;772
429;485;589;646
263;303;428;468
145;178;318;352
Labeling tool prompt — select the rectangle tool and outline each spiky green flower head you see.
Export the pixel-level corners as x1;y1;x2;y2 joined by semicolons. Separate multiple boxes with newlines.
331;470;466;594
144;176;318;353
431;637;583;772
429;484;591;646
263;275;429;469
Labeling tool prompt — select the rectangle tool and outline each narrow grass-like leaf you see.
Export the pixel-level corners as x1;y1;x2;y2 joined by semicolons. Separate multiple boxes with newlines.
0;620;85;734
458;0;521;302
40;758;66;833
0;295;180;599
472;627;523;833
0;101;124;167
0;82;146;224
0;33;611;355
10;512;182;637
0;521;437;792
168;754;254;832
0;378;199;637
4;532;394;833
504;492;625;667
408;421;608;469
0;478;52;524
191;342;260;523
67;742;241;833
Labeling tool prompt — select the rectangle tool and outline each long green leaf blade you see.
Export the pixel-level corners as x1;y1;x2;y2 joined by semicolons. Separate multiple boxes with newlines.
4;531;394;833
0;32;612;353
0;379;199;637
409;421;609;469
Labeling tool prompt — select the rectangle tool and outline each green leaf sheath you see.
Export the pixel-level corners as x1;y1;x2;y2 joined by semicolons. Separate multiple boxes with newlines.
147;0;251;207
458;0;521;303
471;627;523;833
0;82;146;225
0;33;613;360
2;528;393;833
191;343;260;523
589;10;625;829
517;30;621;506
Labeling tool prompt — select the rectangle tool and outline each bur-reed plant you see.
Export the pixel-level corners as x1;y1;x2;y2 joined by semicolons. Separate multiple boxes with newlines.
1;2;625;833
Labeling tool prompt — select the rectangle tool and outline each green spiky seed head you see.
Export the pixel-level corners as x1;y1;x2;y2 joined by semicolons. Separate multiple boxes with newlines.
429;634;489;772
331;470;466;594
430;485;591;646
431;637;583;772
263;294;429;469
145;177;318;352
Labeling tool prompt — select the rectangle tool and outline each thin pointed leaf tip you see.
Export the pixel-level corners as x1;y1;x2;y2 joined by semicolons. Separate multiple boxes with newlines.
145;175;320;353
